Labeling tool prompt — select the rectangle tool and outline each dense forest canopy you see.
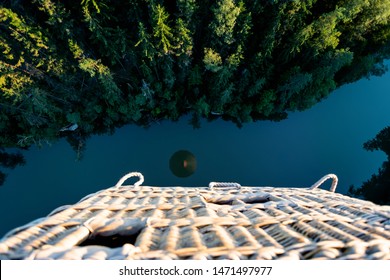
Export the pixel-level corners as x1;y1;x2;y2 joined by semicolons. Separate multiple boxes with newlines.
1;0;390;145
1;0;390;159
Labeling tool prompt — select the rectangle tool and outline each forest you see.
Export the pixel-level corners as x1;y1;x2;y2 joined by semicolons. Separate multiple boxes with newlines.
1;0;390;199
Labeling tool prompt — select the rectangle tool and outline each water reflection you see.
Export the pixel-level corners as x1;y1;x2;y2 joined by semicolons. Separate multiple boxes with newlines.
0;149;26;186
169;150;197;178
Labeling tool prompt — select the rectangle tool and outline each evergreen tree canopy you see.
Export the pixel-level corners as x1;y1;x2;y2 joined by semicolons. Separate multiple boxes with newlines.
1;0;390;151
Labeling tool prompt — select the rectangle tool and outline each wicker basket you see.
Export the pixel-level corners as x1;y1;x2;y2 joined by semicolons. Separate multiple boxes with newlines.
0;173;389;260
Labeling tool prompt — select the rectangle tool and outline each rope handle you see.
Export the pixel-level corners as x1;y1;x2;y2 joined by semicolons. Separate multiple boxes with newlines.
309;174;338;192
114;172;337;193
115;172;144;188
209;182;241;190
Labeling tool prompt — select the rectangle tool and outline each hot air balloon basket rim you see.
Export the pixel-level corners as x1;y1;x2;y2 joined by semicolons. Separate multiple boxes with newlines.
1;174;389;260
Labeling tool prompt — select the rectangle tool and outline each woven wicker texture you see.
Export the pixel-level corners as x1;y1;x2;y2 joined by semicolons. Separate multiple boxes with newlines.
0;173;389;260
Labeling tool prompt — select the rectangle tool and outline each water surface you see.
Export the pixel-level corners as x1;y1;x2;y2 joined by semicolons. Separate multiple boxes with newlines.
1;66;390;236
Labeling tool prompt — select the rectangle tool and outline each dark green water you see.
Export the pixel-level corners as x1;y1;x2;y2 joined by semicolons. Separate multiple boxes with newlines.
1;66;390;236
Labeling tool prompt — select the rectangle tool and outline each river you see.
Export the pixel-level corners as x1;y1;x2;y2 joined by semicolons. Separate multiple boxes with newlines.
1;65;390;236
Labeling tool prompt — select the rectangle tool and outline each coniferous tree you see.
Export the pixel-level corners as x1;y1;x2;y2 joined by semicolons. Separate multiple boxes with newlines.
348;126;390;205
0;0;390;165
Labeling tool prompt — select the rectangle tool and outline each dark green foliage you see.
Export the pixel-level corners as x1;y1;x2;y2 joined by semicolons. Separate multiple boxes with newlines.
0;148;25;168
363;126;390;155
348;126;390;205
348;162;390;205
1;0;390;153
0;148;25;186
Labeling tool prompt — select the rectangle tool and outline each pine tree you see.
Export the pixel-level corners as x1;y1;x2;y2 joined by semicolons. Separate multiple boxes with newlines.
1;0;390;154
152;4;174;55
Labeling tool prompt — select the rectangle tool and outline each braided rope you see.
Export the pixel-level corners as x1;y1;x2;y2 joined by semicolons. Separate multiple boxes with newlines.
115;172;144;188
209;182;241;190
309;174;338;192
